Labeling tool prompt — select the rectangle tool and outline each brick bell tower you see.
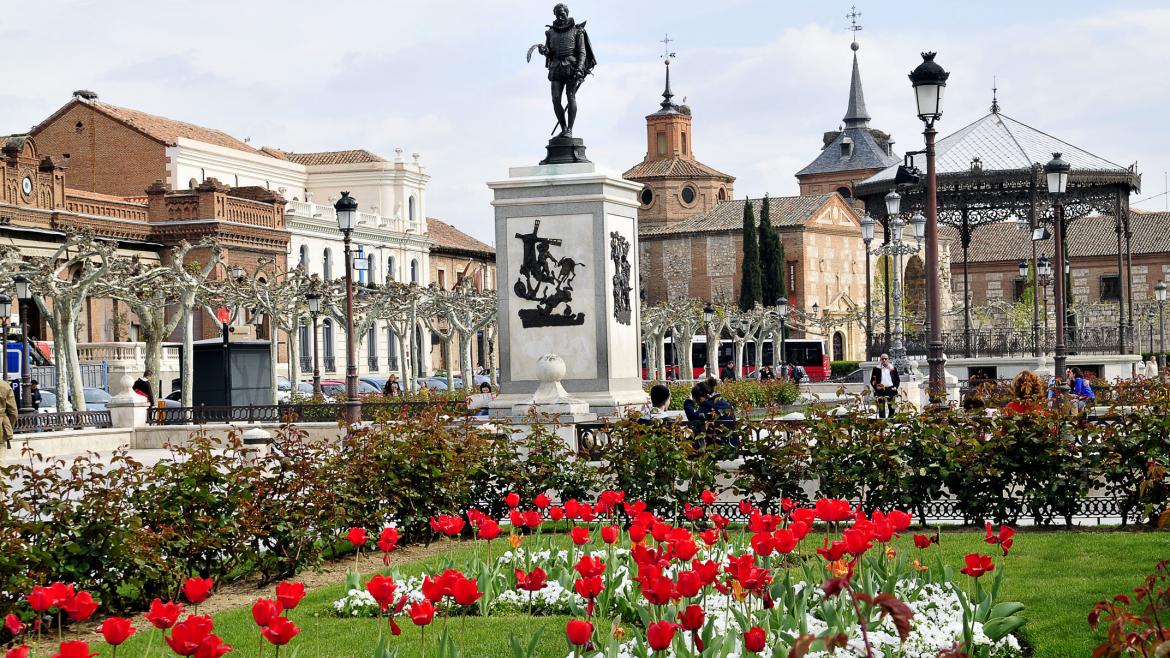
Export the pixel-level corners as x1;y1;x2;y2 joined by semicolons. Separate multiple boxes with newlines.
624;54;734;228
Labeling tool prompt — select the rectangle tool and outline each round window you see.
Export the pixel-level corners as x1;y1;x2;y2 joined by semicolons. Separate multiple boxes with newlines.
640;188;654;206
681;186;696;204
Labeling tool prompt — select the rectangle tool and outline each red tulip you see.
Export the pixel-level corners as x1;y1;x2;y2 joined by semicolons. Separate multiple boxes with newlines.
164;615;214;656
676;571;702;598
677;604;704;631
421;575;445;603
505;492;521;508
144;599;185;630
772;528;798;554
50;640;97;658
985;523;1016;556
534;494;551;509
97;617;137;645
346;527;368;548
960;553;995;579
25;586;55;613
574;576;603;600
646;621;677;652
251;598;283;627
523;510;542;529
628;524;648;543
274;581;306;611
181;577;214;605
408;601;435;626
683;503;705;521
5;646;29;658
791;507;816;527
913;533;933;549
366;574;398;611
700;489;717;505
565;619;593;646
376;527;400;553
569;526;590;545
815;498;853;523
477;518;501;540
750;532;774;557
515;567;548;592
743;626;767;653
5;613;24;637
575;555;606;579
47;583;75;606
63;591;98;622
599;525;619;544
738;499;754;515
888;510;912;531
192;634;231;658
549;506;564;521
452;577;482;607
261;616;300;646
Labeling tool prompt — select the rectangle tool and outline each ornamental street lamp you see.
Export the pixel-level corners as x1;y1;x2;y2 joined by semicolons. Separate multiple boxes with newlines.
1037;255;1054;344
860;213;876;359
703;303;715;379
306;291;323;397
776;296;789;367
909;51;950;405
0;294;9;383
1155;280;1167;374
1147;308;1156;358
1045;153;1071;393
13;275;33;414
335;191;361;424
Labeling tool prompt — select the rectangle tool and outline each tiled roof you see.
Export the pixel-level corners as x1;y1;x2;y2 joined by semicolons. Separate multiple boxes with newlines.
640;194;839;237
426;218;494;256
282;149;388;166
63;99;261;153
863;111;1130;185
796;125;899;177
946;209;1170;263
623;157;734;181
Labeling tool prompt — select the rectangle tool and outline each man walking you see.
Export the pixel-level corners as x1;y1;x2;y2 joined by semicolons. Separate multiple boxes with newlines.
870;353;899;418
133;369;155;405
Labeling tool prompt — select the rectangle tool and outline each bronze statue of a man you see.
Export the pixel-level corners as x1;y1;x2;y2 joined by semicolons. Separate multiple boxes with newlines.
536;4;595;138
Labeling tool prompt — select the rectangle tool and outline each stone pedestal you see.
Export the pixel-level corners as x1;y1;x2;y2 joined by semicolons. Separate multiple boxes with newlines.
106;374;149;429
488;162;648;417
541;136;589;165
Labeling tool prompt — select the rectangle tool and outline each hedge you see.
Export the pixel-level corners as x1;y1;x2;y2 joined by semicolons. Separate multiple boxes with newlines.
830;360;861;378
648;380;801;412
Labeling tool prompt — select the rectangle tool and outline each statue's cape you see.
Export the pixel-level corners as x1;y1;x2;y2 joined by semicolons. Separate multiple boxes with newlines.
545;19;597;77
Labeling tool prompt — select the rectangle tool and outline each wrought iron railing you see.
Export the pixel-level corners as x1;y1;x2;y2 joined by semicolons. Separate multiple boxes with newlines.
299;356;312;371
15;410;113;434
386;357;399;370
323;356;336;373
367;356;379;371
870;326;1135;359
147;400;468;425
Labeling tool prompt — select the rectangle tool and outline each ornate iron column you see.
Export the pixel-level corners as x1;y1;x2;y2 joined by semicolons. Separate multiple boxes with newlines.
13;275;33;414
1047;154;1071;391
960;209;972;358
335;192;362;425
1157;280;1167;374
923;125;946;403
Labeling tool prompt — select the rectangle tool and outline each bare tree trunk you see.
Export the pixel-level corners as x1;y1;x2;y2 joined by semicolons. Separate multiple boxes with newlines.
182;302;195;407
63;307;86;412
458;332;473;392
269;329;280;404
286;325;299;391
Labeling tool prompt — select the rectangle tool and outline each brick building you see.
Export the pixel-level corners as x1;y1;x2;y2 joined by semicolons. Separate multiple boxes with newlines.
625;54;876;360
426;217;497;375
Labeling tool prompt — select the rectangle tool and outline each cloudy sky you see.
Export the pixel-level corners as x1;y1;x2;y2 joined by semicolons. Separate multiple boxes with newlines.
3;0;1168;242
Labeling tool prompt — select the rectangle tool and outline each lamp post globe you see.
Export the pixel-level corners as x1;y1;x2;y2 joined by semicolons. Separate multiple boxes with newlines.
335;192;359;232
1018;260;1029;279
306;292;322;314
703;303;714;324
908;52;949;124
1045;153;1071;196
1038;255;1052;278
884;189;901;217
812;302;820;316
0;294;10;320
1156;280;1168;303
910;210;926;242
13;276;30;301
860;213;875;245
305;291;323;397
891;213;905;244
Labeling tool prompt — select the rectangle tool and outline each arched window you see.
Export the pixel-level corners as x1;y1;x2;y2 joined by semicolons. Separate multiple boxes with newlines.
408;196;416;223
836;186;852;200
323;248;332;280
367;325;378;370
387;256;396;282
299;244;309;270
356;245;366;284
322;319;335;371
410;258;419;284
413;325;425;376
832;331;845;361
298;323;310;371
387;324;398;370
367;252;377;283
717;188;727;202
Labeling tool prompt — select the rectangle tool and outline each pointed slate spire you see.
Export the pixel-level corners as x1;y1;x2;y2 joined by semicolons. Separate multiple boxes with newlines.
660;59;675;111
843;41;871;128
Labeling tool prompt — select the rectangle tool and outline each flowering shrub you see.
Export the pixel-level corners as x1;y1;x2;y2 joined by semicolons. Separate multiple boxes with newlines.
655;380;800;412
1089;559;1169;657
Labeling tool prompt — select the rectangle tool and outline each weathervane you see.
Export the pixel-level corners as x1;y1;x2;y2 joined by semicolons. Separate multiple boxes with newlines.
847;5;862;43
660;33;676;62
991;75;1000;114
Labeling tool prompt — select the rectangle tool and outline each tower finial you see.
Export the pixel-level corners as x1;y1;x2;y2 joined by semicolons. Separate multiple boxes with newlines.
659;34;677;111
990;76;1000;114
842;8;870;128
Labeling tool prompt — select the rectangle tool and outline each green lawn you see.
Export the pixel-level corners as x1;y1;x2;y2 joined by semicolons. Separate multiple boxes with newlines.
90;529;1165;658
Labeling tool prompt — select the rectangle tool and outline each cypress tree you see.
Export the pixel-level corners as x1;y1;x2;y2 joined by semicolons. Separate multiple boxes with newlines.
758;195;785;305
739;199;763;311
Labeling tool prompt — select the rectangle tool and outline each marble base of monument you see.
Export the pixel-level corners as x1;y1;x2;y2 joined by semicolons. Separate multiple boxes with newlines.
488;161;648;418
540;136;589;165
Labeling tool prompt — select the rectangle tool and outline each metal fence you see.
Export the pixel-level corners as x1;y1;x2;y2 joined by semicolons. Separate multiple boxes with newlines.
870;326;1135;359
27;364;107;391
147;400;468;425
15;410;113;434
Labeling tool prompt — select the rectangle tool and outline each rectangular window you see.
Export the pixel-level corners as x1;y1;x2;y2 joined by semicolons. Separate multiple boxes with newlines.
1100;274;1120;301
1012;278;1027;302
681;132;687;155
656;132;666;156
438;270;446;288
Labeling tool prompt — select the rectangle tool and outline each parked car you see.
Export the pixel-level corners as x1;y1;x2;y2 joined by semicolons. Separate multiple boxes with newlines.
360;376;389;393
277;375;293;402
318;379;380;399
37;389;58;414
44;387;111;412
452;374;492;388
415;377;449;391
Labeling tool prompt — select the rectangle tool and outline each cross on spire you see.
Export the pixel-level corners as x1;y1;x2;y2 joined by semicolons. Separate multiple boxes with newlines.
659;34;677;110
660;34;676;61
846;5;862;42
991;76;1000;114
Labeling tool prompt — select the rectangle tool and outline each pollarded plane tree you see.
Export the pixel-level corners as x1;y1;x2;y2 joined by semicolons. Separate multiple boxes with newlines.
318;277;402;396
725;304;767;378
640;303;671;382
1;233;115;412
665;299;707;382
429;280;497;392
230;258;315;403
97;238;222;405
377;282;430;394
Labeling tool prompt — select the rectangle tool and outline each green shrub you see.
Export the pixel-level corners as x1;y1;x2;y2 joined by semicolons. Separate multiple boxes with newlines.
649;380;799;412
830;360;861;378
597;418;715;514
